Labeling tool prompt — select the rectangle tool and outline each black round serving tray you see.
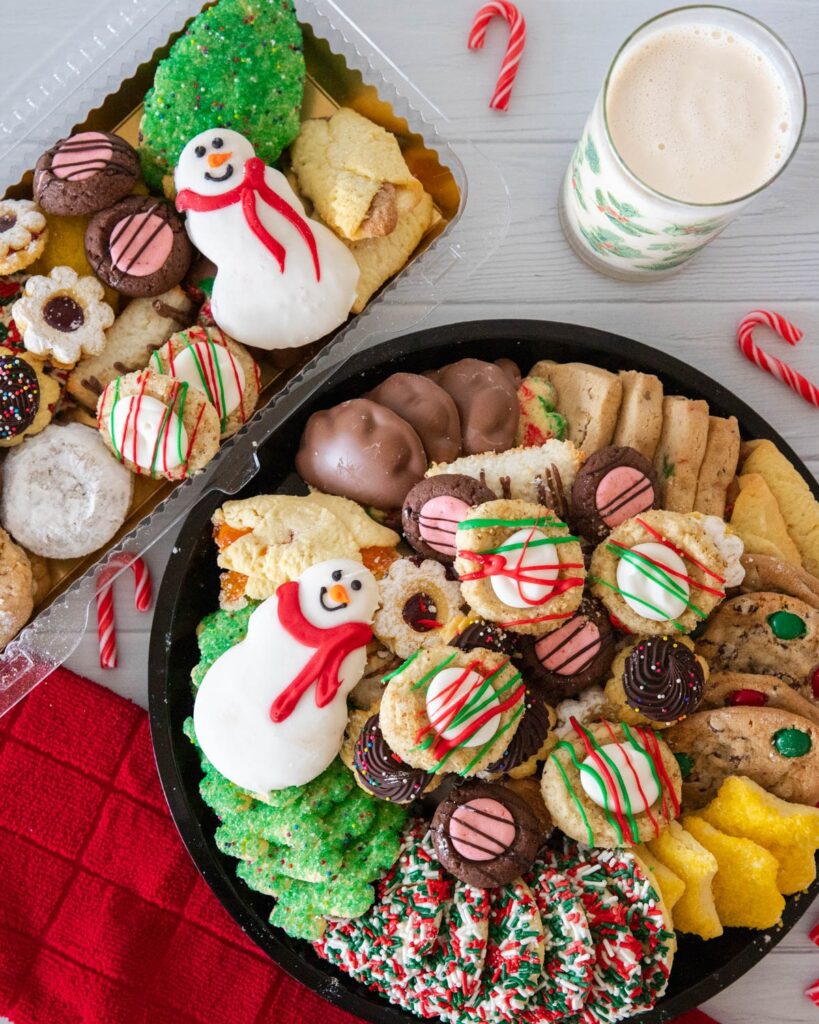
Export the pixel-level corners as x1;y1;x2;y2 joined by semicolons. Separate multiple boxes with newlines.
149;319;819;1024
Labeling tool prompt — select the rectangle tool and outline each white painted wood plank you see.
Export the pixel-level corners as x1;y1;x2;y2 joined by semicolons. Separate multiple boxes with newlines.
3;1;818;1022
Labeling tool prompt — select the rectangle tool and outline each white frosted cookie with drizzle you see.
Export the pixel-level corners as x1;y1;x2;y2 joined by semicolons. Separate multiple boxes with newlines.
541;719;682;847
379;645;525;776
96;368;220;481
590;509;727;635
454;499;585;636
151;324;259;438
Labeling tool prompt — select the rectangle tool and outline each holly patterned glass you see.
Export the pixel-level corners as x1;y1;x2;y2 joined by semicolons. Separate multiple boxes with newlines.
559;6;806;280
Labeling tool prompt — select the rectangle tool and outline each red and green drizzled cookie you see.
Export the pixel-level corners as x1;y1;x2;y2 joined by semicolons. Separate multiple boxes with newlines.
545;719;681;848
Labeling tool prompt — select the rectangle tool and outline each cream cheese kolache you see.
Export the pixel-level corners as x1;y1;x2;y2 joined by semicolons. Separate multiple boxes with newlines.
174;128;359;350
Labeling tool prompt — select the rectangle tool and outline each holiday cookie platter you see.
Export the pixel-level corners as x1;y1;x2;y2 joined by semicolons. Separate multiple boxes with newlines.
150;319;819;1024
0;0;507;709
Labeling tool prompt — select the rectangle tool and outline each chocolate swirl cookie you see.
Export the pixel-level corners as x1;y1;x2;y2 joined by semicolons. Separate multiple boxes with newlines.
623;635;706;723
485;690;554;776
353;714;434;803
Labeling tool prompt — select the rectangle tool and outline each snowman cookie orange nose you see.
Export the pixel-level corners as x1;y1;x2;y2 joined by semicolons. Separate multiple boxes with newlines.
328;583;350;606
207;151;232;168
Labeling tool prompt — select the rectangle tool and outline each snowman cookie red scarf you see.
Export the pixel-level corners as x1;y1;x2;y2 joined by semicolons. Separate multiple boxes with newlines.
175;156;321;280
269;580;373;722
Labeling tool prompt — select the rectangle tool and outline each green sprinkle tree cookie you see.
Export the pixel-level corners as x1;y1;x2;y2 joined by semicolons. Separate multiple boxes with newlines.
139;0;306;192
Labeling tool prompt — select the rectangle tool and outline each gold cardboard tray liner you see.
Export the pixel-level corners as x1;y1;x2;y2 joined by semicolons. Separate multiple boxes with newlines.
3;17;461;629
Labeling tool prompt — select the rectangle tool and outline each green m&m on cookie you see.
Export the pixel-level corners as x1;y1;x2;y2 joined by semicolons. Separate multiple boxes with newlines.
772;727;812;758
767;609;807;640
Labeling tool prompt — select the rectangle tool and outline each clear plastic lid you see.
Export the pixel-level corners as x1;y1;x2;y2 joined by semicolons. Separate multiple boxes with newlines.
0;0;510;711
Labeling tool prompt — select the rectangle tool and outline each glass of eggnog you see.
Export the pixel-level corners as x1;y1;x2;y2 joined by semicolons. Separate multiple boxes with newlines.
559;5;806;280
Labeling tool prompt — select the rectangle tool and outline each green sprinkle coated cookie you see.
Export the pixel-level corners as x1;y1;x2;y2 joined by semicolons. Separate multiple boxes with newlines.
139;0;306;191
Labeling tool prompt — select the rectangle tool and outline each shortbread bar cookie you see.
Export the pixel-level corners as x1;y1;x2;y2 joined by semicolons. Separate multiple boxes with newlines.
67;286;195;409
426;440;584;506
742;439;819;577
652;396;710;512
612;369;664;460
529;360;622;454
693;415;740;518
290;108;424;241
346;191;434;313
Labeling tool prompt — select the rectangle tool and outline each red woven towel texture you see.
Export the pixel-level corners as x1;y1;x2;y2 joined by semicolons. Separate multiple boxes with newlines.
0;667;362;1024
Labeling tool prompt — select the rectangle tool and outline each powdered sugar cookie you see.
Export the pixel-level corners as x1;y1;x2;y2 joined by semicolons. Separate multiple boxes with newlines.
97;369;220;480
0;422;133;558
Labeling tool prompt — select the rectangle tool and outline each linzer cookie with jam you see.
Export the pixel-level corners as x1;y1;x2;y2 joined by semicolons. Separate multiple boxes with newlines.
85;196;193;297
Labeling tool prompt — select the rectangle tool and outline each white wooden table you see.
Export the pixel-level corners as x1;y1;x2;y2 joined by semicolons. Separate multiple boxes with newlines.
7;1;819;1022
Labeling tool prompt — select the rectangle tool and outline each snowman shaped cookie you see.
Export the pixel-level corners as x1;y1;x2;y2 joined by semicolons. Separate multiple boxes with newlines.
175;128;359;350
193;558;378;793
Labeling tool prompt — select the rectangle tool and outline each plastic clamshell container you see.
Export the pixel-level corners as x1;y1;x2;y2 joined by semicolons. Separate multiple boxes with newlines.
0;0;510;711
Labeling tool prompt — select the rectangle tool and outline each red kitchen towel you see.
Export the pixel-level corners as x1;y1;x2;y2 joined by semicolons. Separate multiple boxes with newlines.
0;666;362;1024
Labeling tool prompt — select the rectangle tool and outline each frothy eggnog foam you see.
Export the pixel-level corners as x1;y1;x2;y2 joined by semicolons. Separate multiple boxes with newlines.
606;25;792;204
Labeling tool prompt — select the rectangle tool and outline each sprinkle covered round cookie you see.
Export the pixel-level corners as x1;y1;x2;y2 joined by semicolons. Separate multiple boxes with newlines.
524;858;594;1019
0;345;60;447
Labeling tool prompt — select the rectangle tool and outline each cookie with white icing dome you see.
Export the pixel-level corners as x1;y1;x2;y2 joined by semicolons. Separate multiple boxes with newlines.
590;509;727;635
97;368;220;481
454;498;585;636
541;719;682;847
379;645;525;776
151;324;259;438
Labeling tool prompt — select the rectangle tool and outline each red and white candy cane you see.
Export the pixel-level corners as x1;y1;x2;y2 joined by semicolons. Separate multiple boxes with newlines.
468;1;527;111
737;309;819;408
96;553;152;670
